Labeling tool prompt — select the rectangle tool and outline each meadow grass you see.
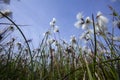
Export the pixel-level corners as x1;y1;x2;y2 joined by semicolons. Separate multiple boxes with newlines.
0;6;120;80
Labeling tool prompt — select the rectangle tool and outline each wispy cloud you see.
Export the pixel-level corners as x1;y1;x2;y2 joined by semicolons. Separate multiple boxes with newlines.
111;0;120;2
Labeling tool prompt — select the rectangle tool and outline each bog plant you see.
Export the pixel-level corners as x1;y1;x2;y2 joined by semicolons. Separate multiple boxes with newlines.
0;6;120;80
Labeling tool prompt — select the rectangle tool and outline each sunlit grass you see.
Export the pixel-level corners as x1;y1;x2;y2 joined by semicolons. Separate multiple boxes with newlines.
0;6;120;80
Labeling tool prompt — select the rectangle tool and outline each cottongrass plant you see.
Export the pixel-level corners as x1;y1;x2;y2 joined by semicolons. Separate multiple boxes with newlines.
0;6;120;80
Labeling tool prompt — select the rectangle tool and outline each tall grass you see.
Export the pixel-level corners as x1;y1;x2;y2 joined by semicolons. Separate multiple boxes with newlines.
0;6;120;80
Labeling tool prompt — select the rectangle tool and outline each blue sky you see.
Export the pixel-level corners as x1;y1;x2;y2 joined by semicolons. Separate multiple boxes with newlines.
5;0;120;47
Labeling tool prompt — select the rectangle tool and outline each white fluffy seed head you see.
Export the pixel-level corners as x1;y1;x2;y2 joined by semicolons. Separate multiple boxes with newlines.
76;12;83;20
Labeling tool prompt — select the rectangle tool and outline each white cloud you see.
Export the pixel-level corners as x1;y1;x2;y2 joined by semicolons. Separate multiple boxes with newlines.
111;0;120;2
111;0;116;2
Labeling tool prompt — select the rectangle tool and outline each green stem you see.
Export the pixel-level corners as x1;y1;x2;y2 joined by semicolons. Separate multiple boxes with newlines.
0;12;33;71
92;14;97;76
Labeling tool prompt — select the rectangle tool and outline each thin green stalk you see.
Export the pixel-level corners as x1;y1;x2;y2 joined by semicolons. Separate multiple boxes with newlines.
92;14;97;76
0;12;33;72
85;58;94;80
